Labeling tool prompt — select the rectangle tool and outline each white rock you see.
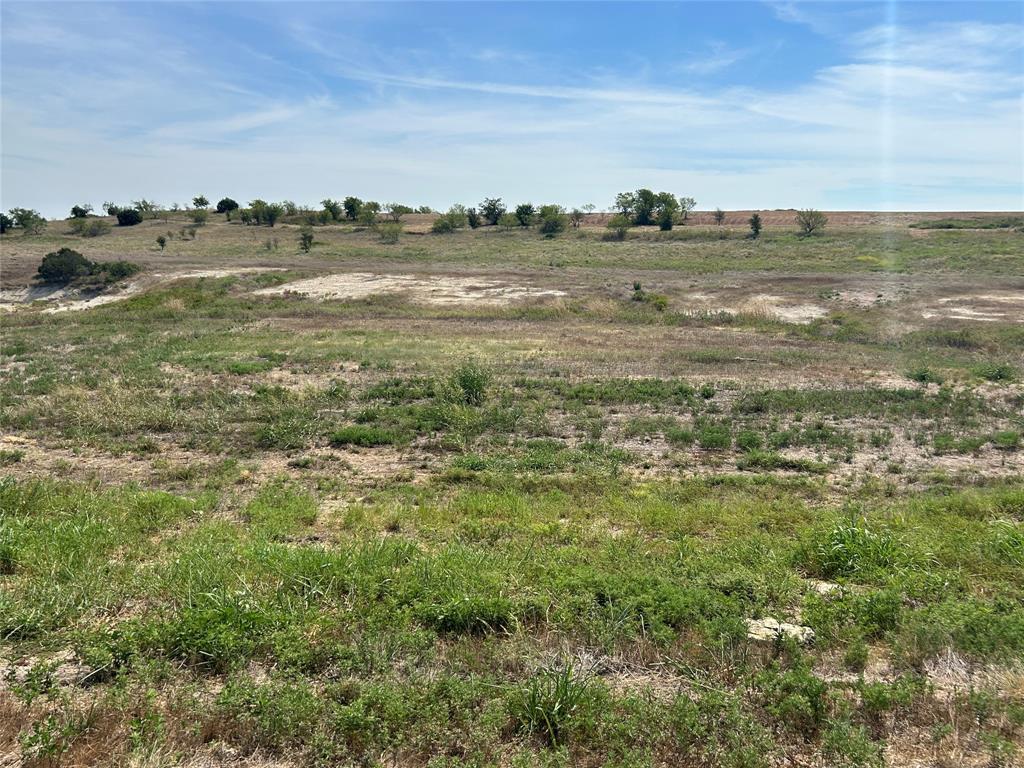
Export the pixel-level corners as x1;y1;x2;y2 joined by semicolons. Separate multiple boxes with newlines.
745;617;815;645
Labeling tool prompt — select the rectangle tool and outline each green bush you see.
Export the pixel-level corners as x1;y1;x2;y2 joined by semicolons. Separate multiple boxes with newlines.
116;208;143;226
450;361;490;406
330;425;401;447
216;197;239;214
36;248;94;283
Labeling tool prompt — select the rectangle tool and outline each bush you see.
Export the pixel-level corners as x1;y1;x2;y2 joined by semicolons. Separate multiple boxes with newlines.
605;213;631;240
973;362;1015;382
216;197;239;214
97;260;141;282
537;204;568;237
796;209;828;236
36;248;94;283
156;235;167;250
192;195;208;209
321;198;342;221
189;208;209;225
466;208;482;228
657;207;675;231
432;206;468;234
116;209;143;227
298;227;314;252
343;196;363;220
70;204;92;218
0;213;11;234
378;223;402;243
68;218;111;238
497;212;518;230
330;425;401;447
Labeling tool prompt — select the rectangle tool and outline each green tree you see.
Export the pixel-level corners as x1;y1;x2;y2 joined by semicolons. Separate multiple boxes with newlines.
498;212;518;230
321;199;342;221
0;213;12;234
298;227;314;252
8;208;47;234
216;197;239;214
116;208;142;226
343;196;363;220
466;208;482;228
713;208;726;225
192;195;209;209
479;197;506;225
678;197;697;222
357;201;381;227
749;213;762;239
796;209;827;236
514;203;535;227
70;204;93;218
606;213;631;240
384;203;413;222
569;209;585;229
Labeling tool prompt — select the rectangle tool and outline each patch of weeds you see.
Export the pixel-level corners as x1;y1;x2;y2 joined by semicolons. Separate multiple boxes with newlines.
330;424;403;447
906;366;944;385
973;362;1016;382
0;448;24;466
737;450;827;473
509;663;595;746
796;518;932;580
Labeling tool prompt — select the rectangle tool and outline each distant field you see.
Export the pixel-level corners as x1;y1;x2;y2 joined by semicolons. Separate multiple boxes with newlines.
1;211;1022;767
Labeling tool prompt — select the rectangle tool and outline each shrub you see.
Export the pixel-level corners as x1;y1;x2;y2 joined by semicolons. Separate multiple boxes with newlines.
116;208;143;227
156;236;167;250
714;207;726;225
432;206;468;234
498;212;518;230
298;227;314;252
466;208;482;228
189;208;209;225
569;209;585;229
216;197;239;214
97;260;141;282
657;207;675;231
68;218;110;238
357;201;381;227
906;366;944;385
0;213;11;234
605;213;631;240
378;223;402;243
973;362;1015;382
37;248;94;283
192;195;208;209
536;204;567;237
384;203;413;222
70;204;92;218
796;209;828;236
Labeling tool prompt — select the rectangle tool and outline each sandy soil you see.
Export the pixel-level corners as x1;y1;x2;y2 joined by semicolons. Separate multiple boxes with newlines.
253;272;567;305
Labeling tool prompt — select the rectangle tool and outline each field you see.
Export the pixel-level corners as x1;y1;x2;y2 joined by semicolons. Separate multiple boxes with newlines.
1;210;1023;767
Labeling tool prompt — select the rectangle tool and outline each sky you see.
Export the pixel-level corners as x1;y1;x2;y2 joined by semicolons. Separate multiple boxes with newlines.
1;1;1022;217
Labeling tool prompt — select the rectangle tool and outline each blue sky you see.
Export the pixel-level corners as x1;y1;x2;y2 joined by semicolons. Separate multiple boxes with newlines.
2;1;1022;216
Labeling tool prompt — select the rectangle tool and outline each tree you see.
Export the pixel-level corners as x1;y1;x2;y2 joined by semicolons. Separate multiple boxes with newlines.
321;199;342;221
537;205;568;237
569;209;585;229
713;208;726;226
298;227;314;252
70;204;93;219
192;195;209;209
117;208;143;227
466;208;482;229
102;201;120;216
36;248;94;283
678;197;697;222
216;197;239;214
0;213;11;234
656;207;674;231
606;213;631;240
357;201;381;227
582;204;596;214
796;209;827;236
343;196;363;220
497;212;518;230
749;213;762;239
479;197;506;225
156;235;167;250
615;190;677;226
514;203;535;227
264;203;285;227
384;203;413;222
8;208;47;235
431;205;468;234
133;199;160;218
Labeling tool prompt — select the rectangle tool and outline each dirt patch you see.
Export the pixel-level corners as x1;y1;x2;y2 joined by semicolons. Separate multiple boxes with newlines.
920;291;1024;323
253;272;567;306
679;291;828;324
0;268;286;314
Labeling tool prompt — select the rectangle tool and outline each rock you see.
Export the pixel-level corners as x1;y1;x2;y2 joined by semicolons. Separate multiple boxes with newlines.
745;617;815;645
807;579;842;596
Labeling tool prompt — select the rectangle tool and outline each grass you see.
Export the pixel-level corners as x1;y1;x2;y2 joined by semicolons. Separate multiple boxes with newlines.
0;218;1022;765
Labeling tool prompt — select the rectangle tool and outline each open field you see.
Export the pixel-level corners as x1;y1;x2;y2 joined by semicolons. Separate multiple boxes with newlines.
1;211;1023;767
